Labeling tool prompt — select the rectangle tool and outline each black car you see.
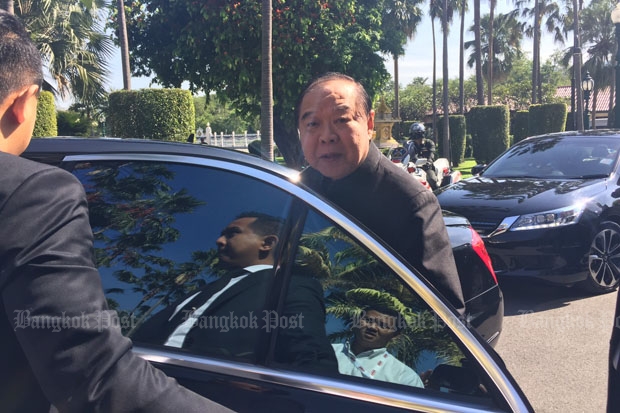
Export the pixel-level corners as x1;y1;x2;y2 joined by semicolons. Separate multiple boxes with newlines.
435;130;620;294
22;137;528;412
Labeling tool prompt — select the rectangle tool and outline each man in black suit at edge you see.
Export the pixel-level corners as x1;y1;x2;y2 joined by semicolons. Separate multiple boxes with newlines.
0;10;232;412
132;212;337;369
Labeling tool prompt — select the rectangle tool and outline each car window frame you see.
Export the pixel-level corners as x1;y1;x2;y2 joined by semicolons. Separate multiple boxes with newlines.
56;151;530;412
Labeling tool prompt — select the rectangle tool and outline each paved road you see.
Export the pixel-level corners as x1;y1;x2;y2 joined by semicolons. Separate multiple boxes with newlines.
494;279;617;413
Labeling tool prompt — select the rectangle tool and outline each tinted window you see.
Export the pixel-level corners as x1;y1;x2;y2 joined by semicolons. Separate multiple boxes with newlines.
483;136;620;179
277;208;498;404
69;160;293;362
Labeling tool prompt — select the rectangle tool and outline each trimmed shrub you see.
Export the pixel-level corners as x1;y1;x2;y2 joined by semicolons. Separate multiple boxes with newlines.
528;103;567;136
468;105;510;164
32;91;57;137
57;110;90;136
512;110;529;144
108;88;195;141
437;115;467;166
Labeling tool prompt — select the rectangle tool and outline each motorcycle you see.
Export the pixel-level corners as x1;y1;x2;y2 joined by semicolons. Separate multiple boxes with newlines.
387;147;432;190
414;157;463;188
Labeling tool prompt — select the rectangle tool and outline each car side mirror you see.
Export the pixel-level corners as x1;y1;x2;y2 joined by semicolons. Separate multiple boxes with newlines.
471;164;486;176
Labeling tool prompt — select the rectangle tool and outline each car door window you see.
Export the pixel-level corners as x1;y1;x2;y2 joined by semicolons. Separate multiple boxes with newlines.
274;208;497;403
68;159;294;363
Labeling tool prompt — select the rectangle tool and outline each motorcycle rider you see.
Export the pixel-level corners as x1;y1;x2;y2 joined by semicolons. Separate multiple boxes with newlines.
406;123;439;190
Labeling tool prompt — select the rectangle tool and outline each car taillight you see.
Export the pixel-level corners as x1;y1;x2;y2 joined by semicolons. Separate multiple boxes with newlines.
470;227;498;284
442;167;449;175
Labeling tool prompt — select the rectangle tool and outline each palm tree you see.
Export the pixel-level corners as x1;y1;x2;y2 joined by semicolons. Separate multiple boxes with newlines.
458;0;470;114
515;0;565;104
430;0;454;142
381;0;424;121
488;0;496;104
474;0;485;104
18;0;113;115
580;0;616;127
117;0;131;90
465;11;524;85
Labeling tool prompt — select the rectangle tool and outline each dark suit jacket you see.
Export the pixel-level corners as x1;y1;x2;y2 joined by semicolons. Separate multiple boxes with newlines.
301;143;465;314
133;268;337;369
0;152;231;412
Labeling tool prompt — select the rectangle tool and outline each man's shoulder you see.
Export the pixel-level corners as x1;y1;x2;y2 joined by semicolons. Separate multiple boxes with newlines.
0;152;81;198
1;152;68;178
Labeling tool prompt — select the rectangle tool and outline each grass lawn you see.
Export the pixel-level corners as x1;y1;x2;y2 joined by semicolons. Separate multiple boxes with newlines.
454;158;477;180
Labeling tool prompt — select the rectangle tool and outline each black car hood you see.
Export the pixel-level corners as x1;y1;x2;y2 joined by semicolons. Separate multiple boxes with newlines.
435;176;608;227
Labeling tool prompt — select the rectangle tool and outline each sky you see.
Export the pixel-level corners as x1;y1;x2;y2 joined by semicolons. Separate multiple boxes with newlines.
76;0;577;107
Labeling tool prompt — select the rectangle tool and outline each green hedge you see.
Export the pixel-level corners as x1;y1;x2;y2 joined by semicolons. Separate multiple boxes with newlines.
528;103;567;136
512;110;529;144
468;105;510;164
32;91;57;137
108;89;195;141
437;115;467;166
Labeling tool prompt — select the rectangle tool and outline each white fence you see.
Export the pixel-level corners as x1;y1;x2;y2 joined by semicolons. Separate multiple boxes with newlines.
196;131;260;149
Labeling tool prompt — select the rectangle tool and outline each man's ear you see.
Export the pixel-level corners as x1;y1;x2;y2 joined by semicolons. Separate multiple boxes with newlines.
260;235;279;252
11;84;39;124
367;109;375;136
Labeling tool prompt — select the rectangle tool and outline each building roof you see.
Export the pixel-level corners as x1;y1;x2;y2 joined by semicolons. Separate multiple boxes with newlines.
555;85;614;113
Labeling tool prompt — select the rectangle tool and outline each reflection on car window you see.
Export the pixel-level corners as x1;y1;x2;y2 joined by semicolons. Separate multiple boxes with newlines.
70;160;293;362
280;209;494;400
483;136;620;179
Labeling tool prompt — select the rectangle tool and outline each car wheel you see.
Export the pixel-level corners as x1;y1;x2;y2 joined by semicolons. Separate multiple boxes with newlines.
581;221;620;293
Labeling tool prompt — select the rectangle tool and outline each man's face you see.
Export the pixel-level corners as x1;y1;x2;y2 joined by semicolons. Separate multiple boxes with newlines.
298;79;375;180
215;217;267;269
353;310;400;352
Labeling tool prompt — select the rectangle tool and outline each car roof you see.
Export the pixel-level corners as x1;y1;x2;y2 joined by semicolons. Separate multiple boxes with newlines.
25;137;299;179
521;129;620;142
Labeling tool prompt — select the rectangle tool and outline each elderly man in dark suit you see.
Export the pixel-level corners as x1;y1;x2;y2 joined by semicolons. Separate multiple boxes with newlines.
132;212;337;369
0;10;231;412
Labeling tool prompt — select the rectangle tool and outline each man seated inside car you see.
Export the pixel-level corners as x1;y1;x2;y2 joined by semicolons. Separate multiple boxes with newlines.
132;211;336;370
332;306;424;388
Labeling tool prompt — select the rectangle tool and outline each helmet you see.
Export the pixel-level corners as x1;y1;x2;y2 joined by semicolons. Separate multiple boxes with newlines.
409;122;425;140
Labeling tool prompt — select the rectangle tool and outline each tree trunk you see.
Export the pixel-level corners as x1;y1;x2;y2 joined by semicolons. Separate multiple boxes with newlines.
118;0;131;90
442;0;451;163
273;116;303;170
474;0;484;105
458;0;465;114
487;0;495;105
394;54;400;120
260;0;274;161
532;0;540;104
573;0;583;130
432;18;438;141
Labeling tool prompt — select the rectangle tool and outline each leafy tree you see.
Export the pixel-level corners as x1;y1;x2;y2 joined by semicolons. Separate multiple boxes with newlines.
580;0;616;127
296;226;463;369
514;0;565;104
465;11;525;101
57;110;91;136
17;0;113;118
380;0;424;119
193;95;259;135
113;0;405;168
